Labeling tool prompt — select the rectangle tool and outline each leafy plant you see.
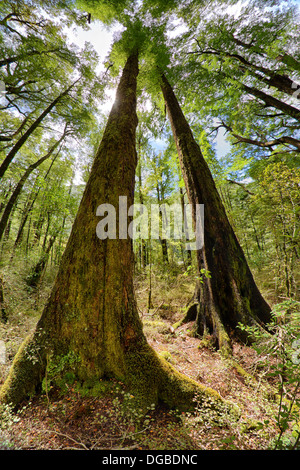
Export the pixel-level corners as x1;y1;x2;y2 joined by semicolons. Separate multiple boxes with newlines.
239;299;300;449
0;403;20;430
42;350;81;399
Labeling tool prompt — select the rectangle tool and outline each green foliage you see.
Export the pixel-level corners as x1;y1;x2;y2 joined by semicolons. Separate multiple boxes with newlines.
0;0;103;289
76;0;134;25
256;163;299;297
239;299;300;449
42;351;81;395
0;403;20;430
112;389;156;432
170;0;300;175
106;18;171;100
217;158;300;302
1;0;299;451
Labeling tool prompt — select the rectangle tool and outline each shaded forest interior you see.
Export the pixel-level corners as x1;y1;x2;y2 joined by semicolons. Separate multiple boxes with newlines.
0;0;299;451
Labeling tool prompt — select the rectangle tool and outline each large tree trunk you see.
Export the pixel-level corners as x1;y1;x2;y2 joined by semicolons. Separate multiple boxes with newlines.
160;73;272;356
0;54;233;417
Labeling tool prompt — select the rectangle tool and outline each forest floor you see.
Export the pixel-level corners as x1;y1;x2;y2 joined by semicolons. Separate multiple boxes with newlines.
0;266;296;451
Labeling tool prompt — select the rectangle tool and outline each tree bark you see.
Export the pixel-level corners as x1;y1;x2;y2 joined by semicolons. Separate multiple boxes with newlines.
0;53;232;418
191;46;297;97
0;276;7;323
0;82;76;179
222;122;300;152
0;48;61;68
160;73;272;356
0;134;65;242
243;84;300;122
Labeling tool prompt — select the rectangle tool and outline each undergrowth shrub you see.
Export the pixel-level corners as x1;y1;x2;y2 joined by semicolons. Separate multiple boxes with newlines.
239;299;300;449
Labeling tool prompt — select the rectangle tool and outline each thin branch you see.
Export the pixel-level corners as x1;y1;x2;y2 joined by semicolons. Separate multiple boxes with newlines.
42;430;89;450
226;179;255;196
220;121;300;152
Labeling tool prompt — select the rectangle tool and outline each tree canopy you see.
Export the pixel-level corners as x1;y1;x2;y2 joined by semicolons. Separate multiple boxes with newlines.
0;0;299;452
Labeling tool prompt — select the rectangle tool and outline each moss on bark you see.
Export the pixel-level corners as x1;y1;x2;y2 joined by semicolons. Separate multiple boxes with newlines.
160;73;272;356
0;53;238;420
0;333;47;406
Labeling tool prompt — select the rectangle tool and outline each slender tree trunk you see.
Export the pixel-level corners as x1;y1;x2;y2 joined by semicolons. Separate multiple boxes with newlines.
0;54;232;417
32;212;45;247
180;186;192;267
137;160;146;269
243;84;300;122
156;185;169;264
41;212;51;252
25;216;31;256
13;153;59;249
26;234;57;289
56;173;74;264
0;82;75;179
14;191;37;248
161;73;272;355
0;137;65;242
0;276;7;323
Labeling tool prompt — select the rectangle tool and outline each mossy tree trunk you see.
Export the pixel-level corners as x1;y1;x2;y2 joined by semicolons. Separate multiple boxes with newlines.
0;53;234;417
161;73;272;356
0;276;7;323
26;234;57;289
0;133;66;243
0;82;76;179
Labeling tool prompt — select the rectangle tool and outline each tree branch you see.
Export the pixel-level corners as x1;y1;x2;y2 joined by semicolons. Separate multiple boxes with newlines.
221;121;300;152
226;179;255;195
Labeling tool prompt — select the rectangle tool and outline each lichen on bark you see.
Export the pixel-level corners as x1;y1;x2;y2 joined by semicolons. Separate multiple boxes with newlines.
160;73;272;356
0;53;237;420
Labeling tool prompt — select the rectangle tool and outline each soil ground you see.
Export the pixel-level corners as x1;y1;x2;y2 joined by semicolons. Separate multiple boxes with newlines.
0;269;295;451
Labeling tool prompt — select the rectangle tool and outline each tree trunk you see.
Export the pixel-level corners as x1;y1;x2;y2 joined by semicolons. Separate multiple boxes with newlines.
180;186;192;267
160;73;272;356
156;186;169;264
0;136;65;242
0;276;7;323
14;155;58;250
243;84;300;122
14;189;38;249
137;156;146;269
0;82;75;179
0;53;233;418
26;234;57;289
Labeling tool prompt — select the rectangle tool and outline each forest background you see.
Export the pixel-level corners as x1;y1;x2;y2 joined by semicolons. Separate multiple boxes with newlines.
0;0;299;451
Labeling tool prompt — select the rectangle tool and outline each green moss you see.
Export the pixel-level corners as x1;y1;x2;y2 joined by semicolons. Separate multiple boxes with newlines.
78;377;120;398
158;350;176;364
172;320;182;330
0;333;47;406
42;350;81;394
123;341;239;419
198;334;215;351
240;419;263;433
227;359;256;383
143;319;170;336
172;303;198;331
